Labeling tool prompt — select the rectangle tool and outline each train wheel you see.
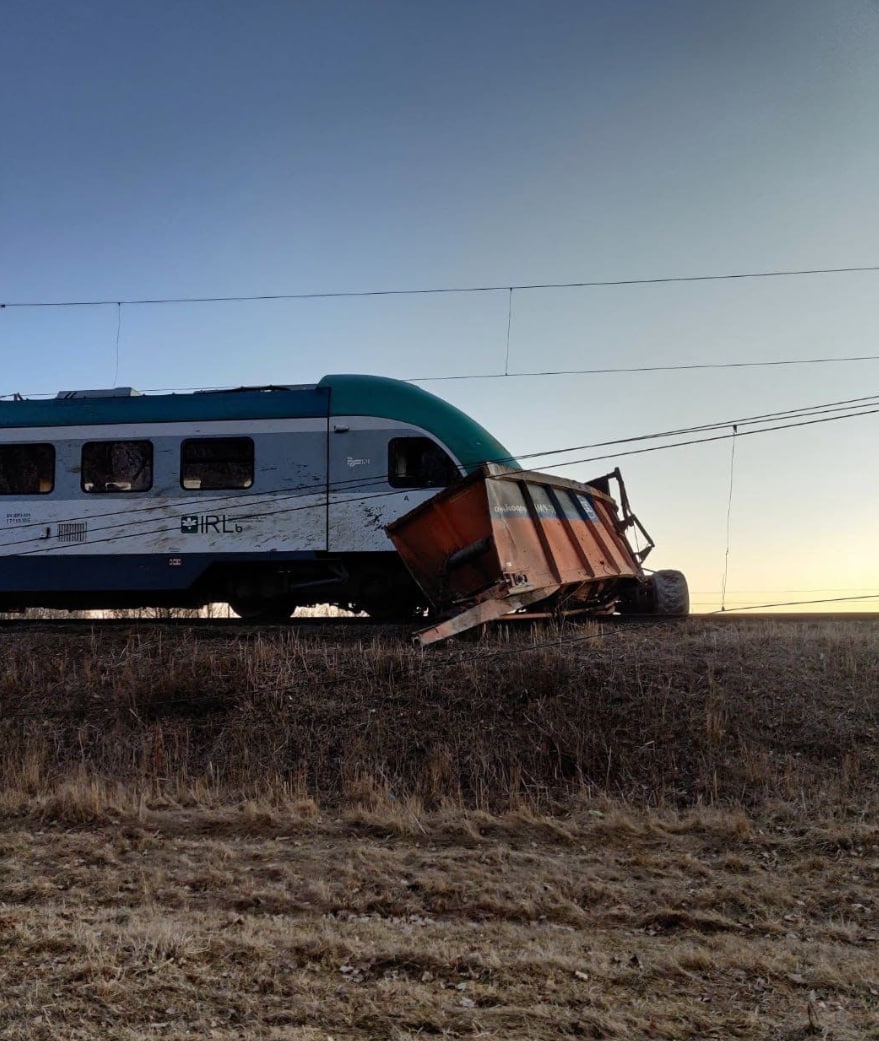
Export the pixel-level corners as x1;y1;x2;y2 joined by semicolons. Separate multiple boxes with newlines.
349;565;425;621
229;599;294;622
356;598;425;622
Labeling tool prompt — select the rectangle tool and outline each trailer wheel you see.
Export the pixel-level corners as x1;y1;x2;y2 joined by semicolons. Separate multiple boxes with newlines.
648;570;689;616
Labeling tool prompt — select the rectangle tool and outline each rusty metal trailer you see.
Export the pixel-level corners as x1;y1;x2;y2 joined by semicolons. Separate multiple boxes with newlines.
387;463;687;646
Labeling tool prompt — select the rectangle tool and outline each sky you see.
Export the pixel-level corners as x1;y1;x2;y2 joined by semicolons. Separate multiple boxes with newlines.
2;0;879;612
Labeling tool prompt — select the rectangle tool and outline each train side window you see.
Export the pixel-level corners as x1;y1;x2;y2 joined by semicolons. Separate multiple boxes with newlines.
388;437;458;488
81;440;153;493
181;437;254;490
0;443;55;495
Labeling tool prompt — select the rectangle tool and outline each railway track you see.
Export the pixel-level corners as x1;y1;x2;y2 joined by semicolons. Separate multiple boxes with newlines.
0;613;407;638
0;610;875;638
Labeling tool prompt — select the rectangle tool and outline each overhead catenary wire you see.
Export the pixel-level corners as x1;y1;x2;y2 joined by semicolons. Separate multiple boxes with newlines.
2;272;876;629
1;387;879;545
709;594;879;613
0;391;867;548
0;393;876;557
532;401;879;474
513;392;879;467
522;401;879;476
4;263;879;399
2;381;877;497
3;262;879;310
407;353;879;382
0;387;850;540
694;587;879;594
4;354;879;403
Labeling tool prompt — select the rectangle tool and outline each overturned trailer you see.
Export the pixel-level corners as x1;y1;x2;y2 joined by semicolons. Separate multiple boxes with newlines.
387;463;688;647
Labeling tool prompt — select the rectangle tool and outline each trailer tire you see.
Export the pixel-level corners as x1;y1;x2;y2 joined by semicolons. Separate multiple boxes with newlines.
649;570;689;616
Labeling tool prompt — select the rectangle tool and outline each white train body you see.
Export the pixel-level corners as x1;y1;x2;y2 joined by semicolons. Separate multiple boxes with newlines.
0;375;513;617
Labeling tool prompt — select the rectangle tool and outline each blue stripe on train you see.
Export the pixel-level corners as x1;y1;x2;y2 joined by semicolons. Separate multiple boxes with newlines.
0;552;320;593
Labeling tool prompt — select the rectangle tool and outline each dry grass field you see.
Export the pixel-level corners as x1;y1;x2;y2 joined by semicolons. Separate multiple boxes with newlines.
0;617;877;1039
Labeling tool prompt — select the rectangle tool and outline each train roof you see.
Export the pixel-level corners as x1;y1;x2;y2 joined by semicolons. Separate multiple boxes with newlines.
0;374;515;472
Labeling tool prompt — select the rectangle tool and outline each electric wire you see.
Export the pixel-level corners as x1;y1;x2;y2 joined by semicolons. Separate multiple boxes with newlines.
0;387;873;520
3;262;879;310
2;269;877;648
407;353;879;382
513;392;879;467
0;407;862;551
0;388;874;547
708;594;879;613
532;403;879;474
0;401;872;562
4;354;879;402
4;262;879;400
0;393;876;555
693;587;879;594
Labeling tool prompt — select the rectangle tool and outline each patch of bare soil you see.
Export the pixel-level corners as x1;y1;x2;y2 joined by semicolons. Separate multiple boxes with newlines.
1;803;878;1039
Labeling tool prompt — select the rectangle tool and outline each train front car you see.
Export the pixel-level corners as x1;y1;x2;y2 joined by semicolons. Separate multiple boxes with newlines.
0;375;512;620
319;375;514;618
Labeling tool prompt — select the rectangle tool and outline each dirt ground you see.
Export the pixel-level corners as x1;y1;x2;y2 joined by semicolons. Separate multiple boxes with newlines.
1;617;878;1038
1;801;878;1040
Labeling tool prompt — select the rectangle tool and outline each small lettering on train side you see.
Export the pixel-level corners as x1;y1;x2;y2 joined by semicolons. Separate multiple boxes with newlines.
180;514;243;534
5;512;31;526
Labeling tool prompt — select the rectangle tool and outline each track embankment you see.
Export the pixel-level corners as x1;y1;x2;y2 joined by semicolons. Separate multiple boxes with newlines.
1;617;878;1039
0;615;875;811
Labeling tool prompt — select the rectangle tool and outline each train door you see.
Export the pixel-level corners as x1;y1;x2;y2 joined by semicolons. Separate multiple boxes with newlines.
274;388;332;553
327;422;460;553
237;386;331;554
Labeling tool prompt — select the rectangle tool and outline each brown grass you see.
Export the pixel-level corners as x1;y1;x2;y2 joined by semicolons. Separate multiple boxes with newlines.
0;616;876;810
0;617;877;1037
1;801;878;1038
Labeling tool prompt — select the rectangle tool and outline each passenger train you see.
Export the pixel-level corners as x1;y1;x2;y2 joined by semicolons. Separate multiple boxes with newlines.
0;375;514;618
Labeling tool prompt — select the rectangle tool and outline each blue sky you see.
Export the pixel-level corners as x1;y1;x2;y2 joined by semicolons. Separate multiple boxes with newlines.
2;0;879;610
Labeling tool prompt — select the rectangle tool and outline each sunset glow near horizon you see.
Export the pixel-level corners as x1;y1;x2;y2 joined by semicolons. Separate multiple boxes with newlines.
2;1;879;613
